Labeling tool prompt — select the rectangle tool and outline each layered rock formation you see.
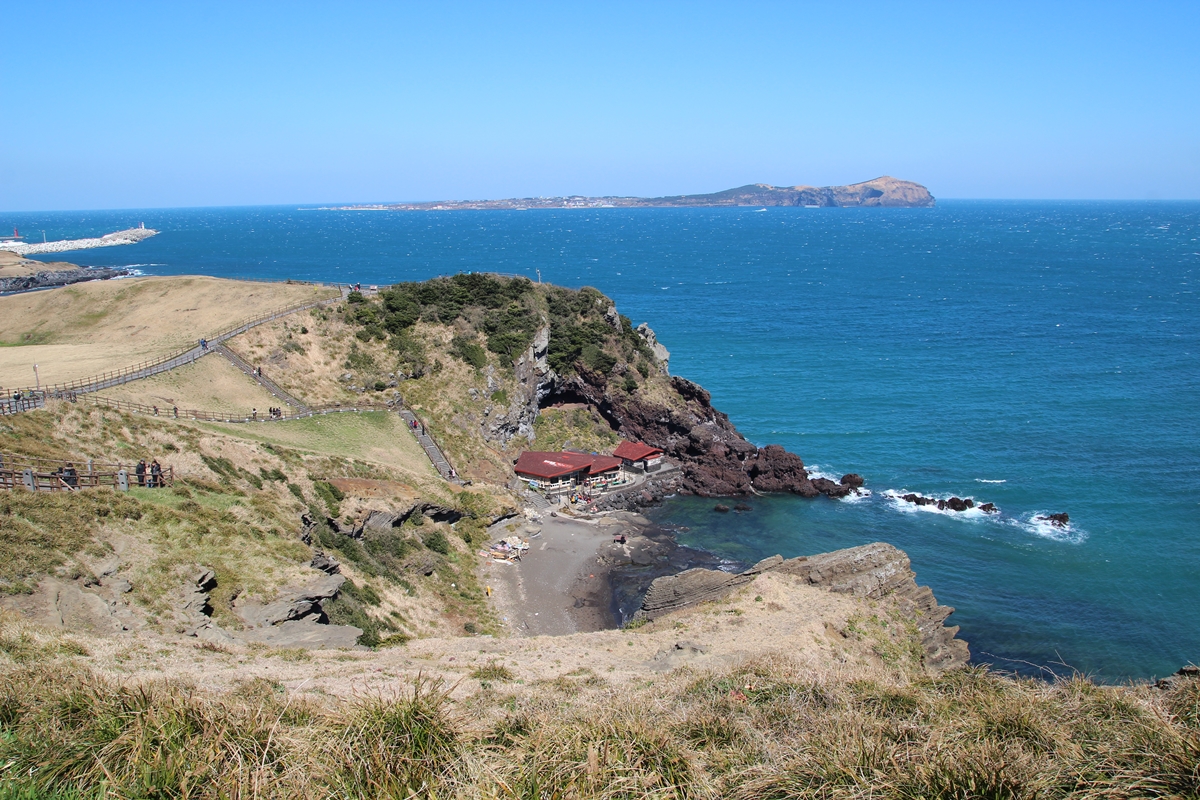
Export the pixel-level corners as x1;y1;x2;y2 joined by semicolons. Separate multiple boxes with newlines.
636;542;970;672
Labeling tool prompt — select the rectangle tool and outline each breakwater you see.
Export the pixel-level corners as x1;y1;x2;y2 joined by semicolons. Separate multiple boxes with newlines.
0;227;157;256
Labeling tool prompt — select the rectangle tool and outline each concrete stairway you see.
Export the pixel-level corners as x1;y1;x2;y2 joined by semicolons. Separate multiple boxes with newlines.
398;410;458;482
213;344;311;412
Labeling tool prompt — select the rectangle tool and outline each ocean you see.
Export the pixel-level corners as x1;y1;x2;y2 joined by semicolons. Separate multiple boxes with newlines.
9;201;1199;682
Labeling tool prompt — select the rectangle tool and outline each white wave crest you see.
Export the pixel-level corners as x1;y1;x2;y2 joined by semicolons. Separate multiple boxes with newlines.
975;478;1007;484
839;488;872;504
880;490;994;519
1008;513;1087;544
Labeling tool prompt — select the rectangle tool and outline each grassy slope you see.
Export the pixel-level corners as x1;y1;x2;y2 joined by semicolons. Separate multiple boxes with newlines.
0;276;336;386
0;401;502;645
94;353;283;415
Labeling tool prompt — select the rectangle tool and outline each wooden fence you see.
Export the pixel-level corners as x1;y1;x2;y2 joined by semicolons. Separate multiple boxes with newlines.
0;451;174;492
79;394;397;423
3;292;342;399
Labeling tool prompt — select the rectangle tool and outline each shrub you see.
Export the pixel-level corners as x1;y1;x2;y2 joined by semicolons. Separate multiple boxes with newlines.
450;335;487;369
422;530;451;556
312;480;344;516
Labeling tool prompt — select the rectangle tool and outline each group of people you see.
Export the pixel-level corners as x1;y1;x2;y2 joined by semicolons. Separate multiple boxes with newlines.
55;462;80;489
135;458;165;488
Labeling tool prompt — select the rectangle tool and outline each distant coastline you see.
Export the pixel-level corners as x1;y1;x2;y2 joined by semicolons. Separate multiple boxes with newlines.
330;175;935;211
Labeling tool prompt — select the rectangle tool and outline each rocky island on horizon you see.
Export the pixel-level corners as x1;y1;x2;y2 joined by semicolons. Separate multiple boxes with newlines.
334;175;936;211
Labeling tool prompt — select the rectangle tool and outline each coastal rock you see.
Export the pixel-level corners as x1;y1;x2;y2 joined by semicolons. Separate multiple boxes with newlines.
896;493;980;513
1037;513;1070;527
239;617;362;649
635;323;670;375
748;445;808;492
235;574;345;628
840;474;865;489
636;542;970;672
1156;665;1200;691
0;266;129;293
310;552;341;574
536;365;847;499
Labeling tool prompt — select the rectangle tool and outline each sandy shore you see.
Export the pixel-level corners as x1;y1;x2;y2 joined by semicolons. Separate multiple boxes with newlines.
483;511;645;636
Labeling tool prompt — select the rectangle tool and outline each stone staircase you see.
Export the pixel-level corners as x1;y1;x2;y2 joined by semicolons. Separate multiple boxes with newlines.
214;344;311;413
398;410;458;482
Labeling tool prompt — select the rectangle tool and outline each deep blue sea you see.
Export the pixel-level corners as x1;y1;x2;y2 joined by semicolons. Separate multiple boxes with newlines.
8;202;1199;682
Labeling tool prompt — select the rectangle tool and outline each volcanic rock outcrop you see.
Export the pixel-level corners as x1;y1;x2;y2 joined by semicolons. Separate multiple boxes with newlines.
636;542;970;672
542;370;859;498
0;263;129;293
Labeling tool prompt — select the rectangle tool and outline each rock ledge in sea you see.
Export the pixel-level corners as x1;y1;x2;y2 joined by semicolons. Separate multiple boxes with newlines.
635;542;970;672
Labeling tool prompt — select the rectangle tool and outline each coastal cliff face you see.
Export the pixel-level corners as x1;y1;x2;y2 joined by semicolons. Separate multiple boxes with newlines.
544;367;857;497
637;542;970;672
477;318;855;498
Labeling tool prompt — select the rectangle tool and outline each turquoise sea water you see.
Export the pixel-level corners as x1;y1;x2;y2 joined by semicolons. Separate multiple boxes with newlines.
9;202;1199;681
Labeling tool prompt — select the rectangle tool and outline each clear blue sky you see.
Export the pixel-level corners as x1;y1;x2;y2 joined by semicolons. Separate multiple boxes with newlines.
2;2;1197;209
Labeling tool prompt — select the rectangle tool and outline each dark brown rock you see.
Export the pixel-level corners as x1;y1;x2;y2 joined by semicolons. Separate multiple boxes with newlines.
840;473;865;489
1037;513;1070;527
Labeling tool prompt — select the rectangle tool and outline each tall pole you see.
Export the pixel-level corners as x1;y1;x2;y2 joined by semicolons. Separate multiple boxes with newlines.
33;364;39;391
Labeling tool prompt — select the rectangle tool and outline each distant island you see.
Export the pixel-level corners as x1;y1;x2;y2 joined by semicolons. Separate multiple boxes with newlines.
335;175;935;211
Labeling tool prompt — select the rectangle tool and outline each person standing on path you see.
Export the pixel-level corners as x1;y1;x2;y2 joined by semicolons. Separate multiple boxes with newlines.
135;459;147;487
149;460;162;488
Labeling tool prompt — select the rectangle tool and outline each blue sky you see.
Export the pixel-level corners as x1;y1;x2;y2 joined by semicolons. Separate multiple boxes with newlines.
2;2;1197;209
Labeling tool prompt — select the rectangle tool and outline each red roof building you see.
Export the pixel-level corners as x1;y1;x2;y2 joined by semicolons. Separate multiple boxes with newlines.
613;441;664;464
514;451;624;491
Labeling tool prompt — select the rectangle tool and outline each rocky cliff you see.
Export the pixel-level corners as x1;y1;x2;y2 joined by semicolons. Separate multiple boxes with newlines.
487;318;859;498
636;542;970;672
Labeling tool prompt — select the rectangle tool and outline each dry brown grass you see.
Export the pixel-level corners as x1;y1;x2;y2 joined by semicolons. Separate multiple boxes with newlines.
0;276;336;386
95;353;284;414
0;649;1194;800
0;250;81;278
